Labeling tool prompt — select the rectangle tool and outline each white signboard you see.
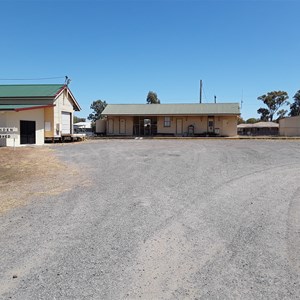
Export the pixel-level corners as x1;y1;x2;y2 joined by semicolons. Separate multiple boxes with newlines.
0;127;18;133
0;134;17;139
0;128;18;140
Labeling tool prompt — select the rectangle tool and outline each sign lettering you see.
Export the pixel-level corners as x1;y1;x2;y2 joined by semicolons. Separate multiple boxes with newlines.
0;134;13;139
0;127;18;133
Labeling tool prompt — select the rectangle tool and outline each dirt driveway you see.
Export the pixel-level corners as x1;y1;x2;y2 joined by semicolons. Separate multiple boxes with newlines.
0;146;86;214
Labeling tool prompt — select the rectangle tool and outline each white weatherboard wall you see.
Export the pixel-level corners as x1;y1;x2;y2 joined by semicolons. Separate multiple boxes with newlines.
0;112;7;147
53;91;74;136
0;109;44;147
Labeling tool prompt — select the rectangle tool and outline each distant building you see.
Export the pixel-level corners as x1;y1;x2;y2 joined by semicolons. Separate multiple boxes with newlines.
279;115;300;136
102;103;240;137
74;121;92;129
74;121;93;136
237;122;279;136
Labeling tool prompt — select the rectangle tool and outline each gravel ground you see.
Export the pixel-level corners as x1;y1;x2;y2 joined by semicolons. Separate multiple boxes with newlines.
0;139;299;300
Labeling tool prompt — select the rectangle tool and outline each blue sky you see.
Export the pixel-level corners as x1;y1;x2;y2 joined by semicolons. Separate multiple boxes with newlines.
1;0;299;120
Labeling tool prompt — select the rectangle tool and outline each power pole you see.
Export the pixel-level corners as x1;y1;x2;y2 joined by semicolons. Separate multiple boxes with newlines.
200;80;202;103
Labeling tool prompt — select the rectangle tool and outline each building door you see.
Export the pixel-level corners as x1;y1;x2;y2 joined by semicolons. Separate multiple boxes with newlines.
176;119;183;135
208;117;214;133
144;119;151;136
20;120;36;144
108;119;114;134
120;119;126;134
61;112;71;134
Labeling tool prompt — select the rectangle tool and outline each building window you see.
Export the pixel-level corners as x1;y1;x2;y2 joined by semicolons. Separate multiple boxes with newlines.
164;116;171;127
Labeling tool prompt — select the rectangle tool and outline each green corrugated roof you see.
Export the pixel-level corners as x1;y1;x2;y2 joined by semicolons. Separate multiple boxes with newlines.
0;84;64;98
0;104;52;110
102;103;240;116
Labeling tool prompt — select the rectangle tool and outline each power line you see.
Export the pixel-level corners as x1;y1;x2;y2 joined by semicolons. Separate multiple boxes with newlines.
0;76;65;81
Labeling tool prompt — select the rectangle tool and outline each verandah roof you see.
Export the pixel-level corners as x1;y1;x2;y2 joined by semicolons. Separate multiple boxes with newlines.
102;103;240;116
0;104;55;111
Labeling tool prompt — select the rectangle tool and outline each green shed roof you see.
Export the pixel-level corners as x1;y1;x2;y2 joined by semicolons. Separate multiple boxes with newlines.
0;84;64;98
102;103;240;116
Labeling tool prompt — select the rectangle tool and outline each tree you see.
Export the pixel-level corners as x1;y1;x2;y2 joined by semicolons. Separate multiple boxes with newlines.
289;90;300;116
88;100;107;122
246;118;259;124
257;91;289;121
146;91;160;104
276;109;287;121
73;116;86;123
237;116;245;124
257;108;270;121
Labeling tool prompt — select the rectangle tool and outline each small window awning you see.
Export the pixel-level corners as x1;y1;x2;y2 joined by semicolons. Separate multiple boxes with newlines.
0;104;55;112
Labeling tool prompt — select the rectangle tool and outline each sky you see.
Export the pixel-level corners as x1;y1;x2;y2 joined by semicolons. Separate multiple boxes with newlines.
0;0;299;120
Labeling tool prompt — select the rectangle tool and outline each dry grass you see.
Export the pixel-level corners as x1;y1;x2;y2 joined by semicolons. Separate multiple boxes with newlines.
0;146;89;214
